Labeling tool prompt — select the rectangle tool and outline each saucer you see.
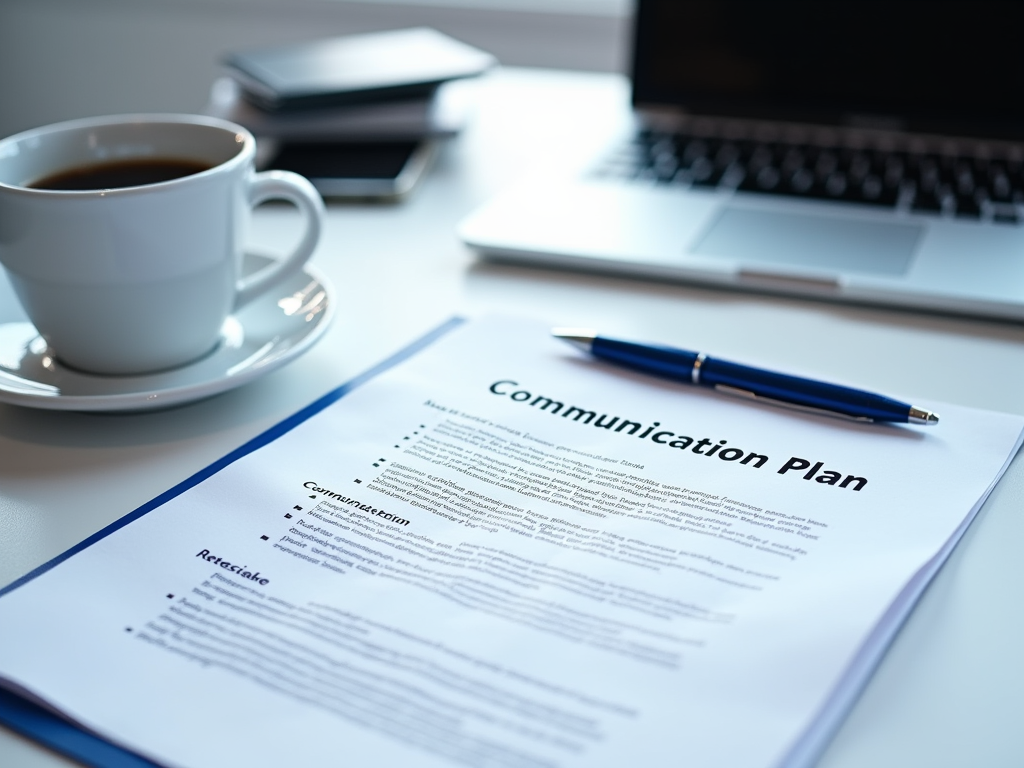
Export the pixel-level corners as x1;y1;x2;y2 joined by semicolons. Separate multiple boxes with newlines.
0;255;334;411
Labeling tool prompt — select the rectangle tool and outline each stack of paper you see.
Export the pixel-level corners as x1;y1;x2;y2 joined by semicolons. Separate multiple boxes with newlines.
0;315;1020;768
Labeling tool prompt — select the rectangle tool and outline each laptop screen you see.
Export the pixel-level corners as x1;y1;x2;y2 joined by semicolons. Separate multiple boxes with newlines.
631;0;1024;140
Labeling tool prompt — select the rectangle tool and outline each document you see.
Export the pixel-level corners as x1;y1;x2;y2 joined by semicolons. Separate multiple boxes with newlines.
0;315;1021;768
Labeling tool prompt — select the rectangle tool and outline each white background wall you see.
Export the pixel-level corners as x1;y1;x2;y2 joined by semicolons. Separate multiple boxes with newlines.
0;0;631;139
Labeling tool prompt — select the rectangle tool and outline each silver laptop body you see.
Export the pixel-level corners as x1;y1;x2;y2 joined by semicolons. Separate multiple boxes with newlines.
460;0;1024;322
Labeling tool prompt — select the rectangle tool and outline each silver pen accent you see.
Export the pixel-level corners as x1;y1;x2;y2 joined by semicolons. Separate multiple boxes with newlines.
691;352;707;385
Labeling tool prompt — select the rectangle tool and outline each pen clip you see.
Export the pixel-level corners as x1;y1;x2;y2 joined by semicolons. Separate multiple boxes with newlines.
714;384;876;423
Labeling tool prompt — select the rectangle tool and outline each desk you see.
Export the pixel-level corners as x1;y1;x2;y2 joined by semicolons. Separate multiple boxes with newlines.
1;68;1023;768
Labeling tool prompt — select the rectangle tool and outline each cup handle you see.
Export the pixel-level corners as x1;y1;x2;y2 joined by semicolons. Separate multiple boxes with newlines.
234;170;325;310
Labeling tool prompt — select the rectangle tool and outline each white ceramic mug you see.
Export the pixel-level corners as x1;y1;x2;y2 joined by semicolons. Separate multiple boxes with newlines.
0;114;324;375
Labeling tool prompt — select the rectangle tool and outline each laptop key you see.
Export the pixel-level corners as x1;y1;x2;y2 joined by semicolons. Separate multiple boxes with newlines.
690;156;715;182
824;173;848;197
681;139;711;165
719;163;746;189
790;167;814;193
955;163;975;193
848;152;872;182
884;155;906;187
861;175;883;201
989;172;1013;202
756;166;781;190
653;155;679;182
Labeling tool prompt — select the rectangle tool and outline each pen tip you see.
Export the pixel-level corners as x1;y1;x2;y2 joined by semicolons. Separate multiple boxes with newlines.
551;327;597;353
908;407;939;425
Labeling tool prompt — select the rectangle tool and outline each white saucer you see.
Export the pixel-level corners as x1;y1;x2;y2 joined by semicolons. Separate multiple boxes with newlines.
0;255;334;412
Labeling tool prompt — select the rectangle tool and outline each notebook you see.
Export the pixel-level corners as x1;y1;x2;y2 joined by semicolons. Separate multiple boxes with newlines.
459;0;1024;322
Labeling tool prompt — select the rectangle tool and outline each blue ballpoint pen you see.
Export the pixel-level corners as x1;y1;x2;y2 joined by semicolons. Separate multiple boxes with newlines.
552;329;939;425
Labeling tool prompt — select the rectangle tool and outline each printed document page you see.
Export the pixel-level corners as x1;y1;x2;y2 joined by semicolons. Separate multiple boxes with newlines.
0;315;1021;768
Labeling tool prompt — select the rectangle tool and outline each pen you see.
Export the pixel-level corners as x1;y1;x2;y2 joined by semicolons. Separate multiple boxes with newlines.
552;328;939;425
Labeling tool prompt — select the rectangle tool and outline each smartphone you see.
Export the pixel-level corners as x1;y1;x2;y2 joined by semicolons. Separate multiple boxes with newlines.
261;140;437;201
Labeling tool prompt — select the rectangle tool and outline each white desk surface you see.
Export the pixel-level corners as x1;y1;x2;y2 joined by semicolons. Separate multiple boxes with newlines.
1;68;1023;768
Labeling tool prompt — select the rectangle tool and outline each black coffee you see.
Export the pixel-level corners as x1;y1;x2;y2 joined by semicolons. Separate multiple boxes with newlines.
30;158;212;191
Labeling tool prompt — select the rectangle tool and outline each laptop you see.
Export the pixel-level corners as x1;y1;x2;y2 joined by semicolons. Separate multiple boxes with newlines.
459;0;1024;322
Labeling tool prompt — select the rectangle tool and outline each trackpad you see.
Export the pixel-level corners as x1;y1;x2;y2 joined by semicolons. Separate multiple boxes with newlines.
690;206;922;276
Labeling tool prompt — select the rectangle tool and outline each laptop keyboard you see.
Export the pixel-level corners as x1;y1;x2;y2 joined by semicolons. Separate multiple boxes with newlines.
594;129;1023;224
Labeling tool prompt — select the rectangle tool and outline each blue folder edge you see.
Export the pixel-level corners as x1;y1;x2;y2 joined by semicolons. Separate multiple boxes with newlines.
0;316;466;768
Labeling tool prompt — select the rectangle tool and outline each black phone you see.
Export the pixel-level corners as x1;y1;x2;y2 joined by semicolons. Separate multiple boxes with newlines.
261;140;437;201
224;28;495;112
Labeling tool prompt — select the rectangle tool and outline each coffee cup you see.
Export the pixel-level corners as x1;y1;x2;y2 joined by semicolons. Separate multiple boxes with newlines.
0;114;324;375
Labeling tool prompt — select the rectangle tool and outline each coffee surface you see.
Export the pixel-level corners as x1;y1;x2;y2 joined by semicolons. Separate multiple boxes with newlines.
30;158;212;191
